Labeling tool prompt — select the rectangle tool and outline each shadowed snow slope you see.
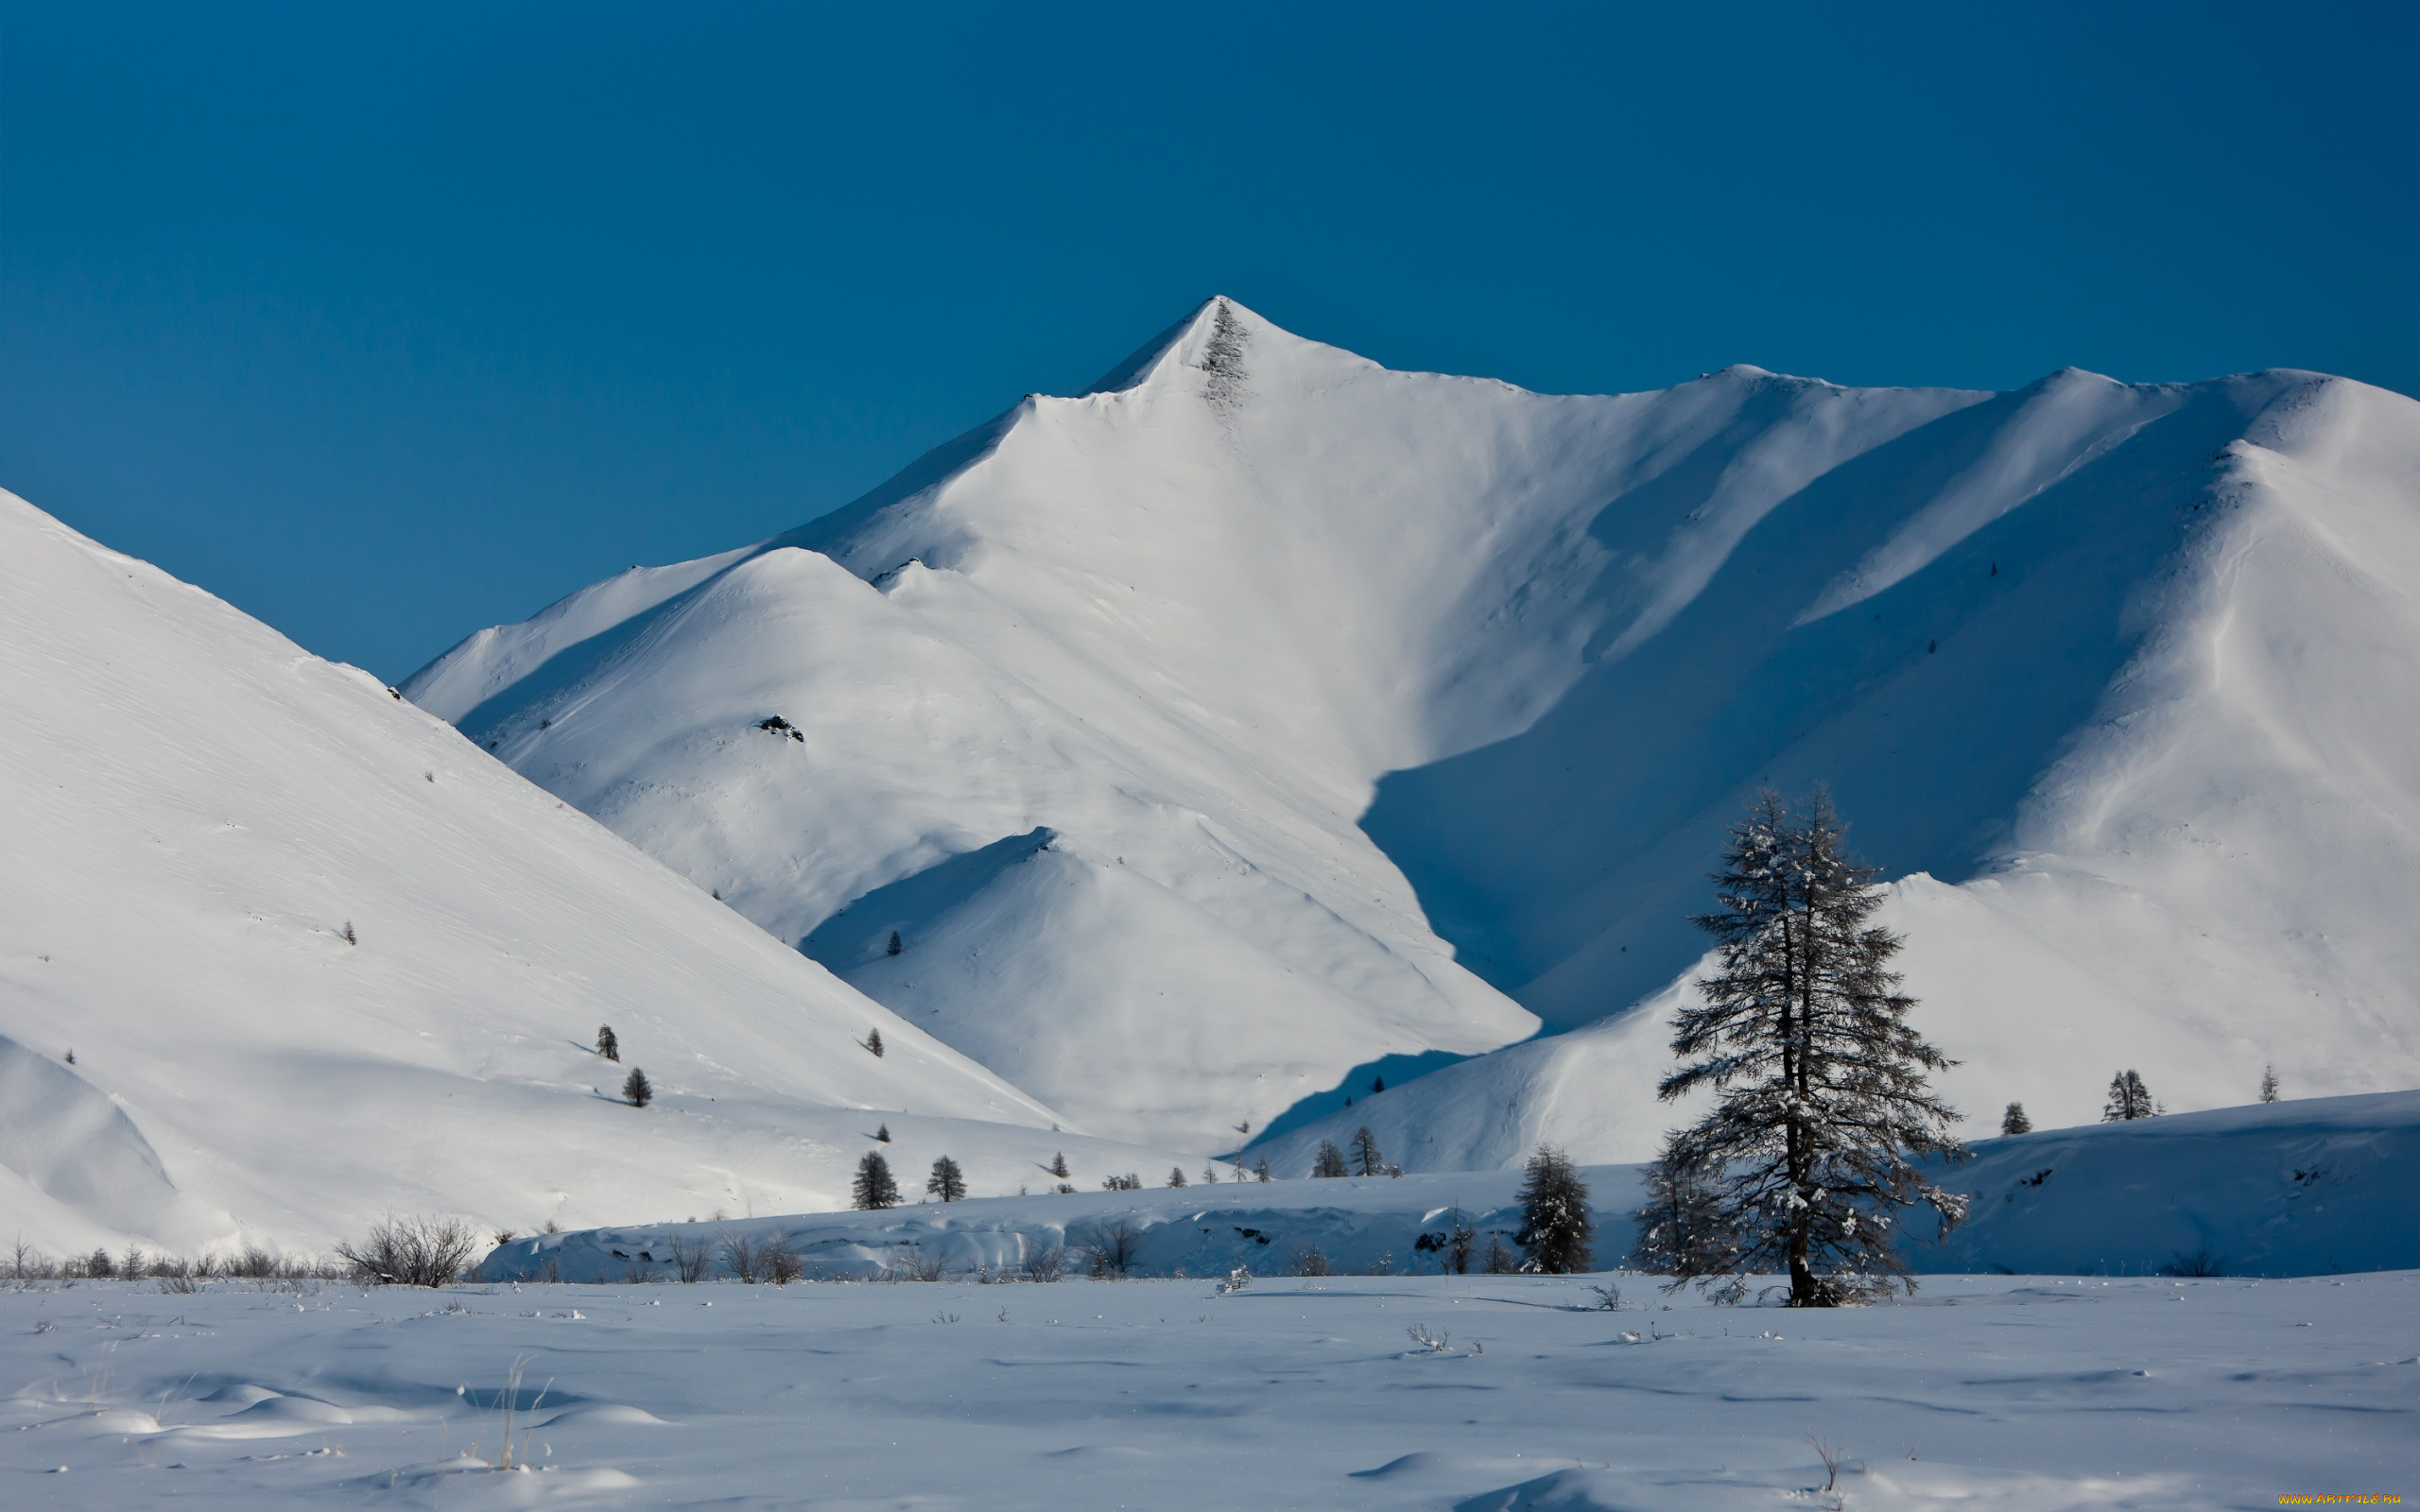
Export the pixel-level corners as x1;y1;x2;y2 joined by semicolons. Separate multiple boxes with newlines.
0;490;1203;1255
407;299;2420;1159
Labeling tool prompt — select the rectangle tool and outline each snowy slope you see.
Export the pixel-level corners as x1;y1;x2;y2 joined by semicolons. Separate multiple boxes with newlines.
408;299;2420;1158
0;490;1202;1256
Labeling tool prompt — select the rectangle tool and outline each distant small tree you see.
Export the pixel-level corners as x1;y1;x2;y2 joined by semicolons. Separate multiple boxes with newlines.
596;1024;619;1061
1513;1146;1594;1274
1167;1166;1187;1188
1311;1141;1349;1178
2102;1070;2156;1122
2259;1065;2280;1104
1482;1237;1518;1274
926;1155;966;1203
63;1049;74;1065
622;1068;652;1107
1372;1074;1385;1093
1351;1125;1385;1177
2001;1102;2031;1136
1253;1158;1271;1183
854;1151;900;1210
1201;1164;1219;1185
1049;1151;1069;1178
874;1123;891;1143
887;931;903;956
865;1028;885;1057
340;921;356;945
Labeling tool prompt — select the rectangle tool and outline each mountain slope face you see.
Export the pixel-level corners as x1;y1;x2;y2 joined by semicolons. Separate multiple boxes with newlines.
409;300;2420;1160
0;490;1196;1256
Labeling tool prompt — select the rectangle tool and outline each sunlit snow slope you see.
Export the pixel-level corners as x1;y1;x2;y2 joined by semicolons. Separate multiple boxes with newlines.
409;300;2420;1160
0;491;1201;1255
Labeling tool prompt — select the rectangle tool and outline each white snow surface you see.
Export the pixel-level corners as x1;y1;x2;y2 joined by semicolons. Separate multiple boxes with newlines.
0;490;1204;1255
486;1090;2420;1285
0;1270;2409;1508
406;300;2420;1160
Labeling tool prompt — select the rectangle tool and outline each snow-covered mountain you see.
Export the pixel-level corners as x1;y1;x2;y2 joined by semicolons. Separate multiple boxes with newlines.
0;490;1197;1256
408;299;2420;1162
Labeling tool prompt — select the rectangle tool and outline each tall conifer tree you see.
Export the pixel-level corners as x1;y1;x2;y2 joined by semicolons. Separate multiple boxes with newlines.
1654;789;1966;1306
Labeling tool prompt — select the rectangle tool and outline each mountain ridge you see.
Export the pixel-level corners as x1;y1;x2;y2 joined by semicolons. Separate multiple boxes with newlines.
404;300;2420;1160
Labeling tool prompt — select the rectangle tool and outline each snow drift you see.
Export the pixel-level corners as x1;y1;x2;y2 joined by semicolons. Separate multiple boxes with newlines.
407;298;2420;1160
0;490;1197;1255
482;1091;2419;1283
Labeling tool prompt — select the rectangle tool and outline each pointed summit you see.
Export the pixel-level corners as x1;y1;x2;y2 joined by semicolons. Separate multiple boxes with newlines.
1086;295;1262;396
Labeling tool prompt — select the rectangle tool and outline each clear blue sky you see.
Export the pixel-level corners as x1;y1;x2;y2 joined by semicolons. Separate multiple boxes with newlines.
6;2;2412;679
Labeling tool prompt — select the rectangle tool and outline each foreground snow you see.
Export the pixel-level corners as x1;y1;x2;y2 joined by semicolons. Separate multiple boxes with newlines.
2;1270;2410;1509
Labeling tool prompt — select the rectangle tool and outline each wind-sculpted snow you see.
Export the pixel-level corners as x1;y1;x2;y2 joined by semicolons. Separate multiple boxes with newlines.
409;299;2420;1158
3;1269;2407;1509
0;490;1211;1254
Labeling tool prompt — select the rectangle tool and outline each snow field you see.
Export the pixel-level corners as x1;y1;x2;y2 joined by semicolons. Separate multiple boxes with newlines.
0;1270;2410;1509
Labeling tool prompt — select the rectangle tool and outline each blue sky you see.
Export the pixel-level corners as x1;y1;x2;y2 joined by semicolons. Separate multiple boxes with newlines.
5;2;2412;679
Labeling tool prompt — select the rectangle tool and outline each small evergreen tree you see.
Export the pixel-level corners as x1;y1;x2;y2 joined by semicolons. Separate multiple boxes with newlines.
2102;1070;2156;1121
622;1068;652;1107
926;1155;966;1203
1253;1157;1271;1183
1372;1074;1385;1093
887;931;902;956
854;1151;900;1210
2259;1065;2280;1104
2000;1102;2031;1136
1311;1141;1349;1178
340;921;356;945
596;1024;619;1062
1513;1146;1594;1274
865;1028;884;1057
1167;1166;1187;1188
1050;1151;1069;1178
1654;790;1967;1307
1351;1125;1386;1177
874;1123;891;1143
